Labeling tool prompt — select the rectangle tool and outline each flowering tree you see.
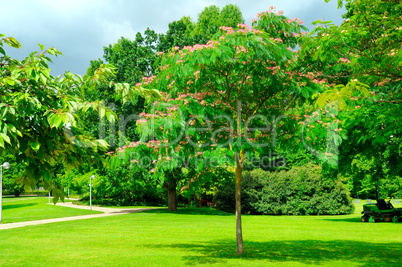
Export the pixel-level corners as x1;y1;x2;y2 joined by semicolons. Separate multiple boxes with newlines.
110;7;334;255
299;0;402;197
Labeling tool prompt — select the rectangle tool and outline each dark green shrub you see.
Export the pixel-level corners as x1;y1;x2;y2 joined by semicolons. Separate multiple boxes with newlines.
63;167;165;206
93;167;166;206
213;164;354;215
0;153;25;196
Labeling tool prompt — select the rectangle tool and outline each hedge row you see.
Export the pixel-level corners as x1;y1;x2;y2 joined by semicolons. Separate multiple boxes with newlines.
213;164;354;215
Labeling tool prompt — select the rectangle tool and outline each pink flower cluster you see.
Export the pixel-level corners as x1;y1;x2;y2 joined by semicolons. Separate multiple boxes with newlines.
311;78;328;85
135;76;156;87
137;119;148;124
182;40;221;54
256;9;284;19
138;106;177;120
167;80;175;89
160;64;169;71
292;17;304;24
219;25;261;35
142;76;156;84
235;46;248;54
176;92;213;101
219;26;235;34
270;37;283;43
374;77;402;86
266;65;282;74
146;140;162;148
338;58;351;64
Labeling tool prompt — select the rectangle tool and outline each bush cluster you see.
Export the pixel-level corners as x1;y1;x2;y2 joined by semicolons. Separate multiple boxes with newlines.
64;167;166;206
213;164;354;215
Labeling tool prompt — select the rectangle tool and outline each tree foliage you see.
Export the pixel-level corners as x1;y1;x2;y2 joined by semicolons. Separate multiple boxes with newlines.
191;4;244;44
299;0;402;196
104;29;159;85
0;34;116;202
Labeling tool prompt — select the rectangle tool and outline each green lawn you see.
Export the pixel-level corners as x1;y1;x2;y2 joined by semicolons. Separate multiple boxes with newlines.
0;200;401;266
0;197;102;224
73;199;164;209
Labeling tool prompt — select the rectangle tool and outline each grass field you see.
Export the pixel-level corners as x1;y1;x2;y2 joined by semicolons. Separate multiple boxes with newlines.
0;198;401;266
0;197;101;224
73;199;164;209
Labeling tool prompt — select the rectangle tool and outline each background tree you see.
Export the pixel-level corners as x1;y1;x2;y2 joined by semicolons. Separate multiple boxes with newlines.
299;0;402;199
104;29;159;85
157;16;196;52
191;4;244;44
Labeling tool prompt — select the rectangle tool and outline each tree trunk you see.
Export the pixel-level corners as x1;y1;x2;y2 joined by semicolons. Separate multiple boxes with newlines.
167;180;177;211
235;100;245;255
235;159;244;255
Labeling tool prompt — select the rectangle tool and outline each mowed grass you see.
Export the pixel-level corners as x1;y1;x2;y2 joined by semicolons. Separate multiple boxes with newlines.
0;202;401;266
74;199;163;209
0;197;101;224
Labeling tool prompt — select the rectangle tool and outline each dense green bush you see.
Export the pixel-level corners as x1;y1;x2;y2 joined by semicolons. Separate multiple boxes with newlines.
213;164;354;215
0;153;25;196
62;166;166;206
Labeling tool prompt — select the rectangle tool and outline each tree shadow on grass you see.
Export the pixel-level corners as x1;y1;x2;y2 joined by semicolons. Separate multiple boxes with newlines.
323;216;402;223
2;203;37;210
142;207;233;216
145;239;402;266
322;217;363;223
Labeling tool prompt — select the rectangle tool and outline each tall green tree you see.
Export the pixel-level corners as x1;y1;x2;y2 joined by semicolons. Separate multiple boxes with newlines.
191;4;244;43
0;34;116;201
157;16;196;52
104;28;159;85
83;29;160;148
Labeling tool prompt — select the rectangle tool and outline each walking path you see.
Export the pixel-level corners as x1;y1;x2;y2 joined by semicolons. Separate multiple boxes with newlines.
0;202;162;231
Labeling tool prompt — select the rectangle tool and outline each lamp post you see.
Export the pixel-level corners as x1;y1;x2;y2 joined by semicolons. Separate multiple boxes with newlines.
90;175;95;210
1;162;10;222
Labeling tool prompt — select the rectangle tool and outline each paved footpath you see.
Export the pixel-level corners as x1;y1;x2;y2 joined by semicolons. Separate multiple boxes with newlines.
0;202;161;231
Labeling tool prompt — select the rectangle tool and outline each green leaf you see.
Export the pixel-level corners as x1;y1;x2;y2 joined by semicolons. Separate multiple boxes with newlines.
99;107;105;119
6;77;15;86
197;160;204;171
38;149;44;161
0;133;10;145
31;141;41;152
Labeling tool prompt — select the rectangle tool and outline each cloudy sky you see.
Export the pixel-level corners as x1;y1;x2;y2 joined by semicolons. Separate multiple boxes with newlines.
1;0;346;76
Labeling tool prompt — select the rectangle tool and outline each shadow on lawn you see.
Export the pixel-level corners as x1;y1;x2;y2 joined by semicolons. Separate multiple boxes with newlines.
2;203;37;210
145;239;402;266
142;207;232;216
322;217;363;223
324;217;402;223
